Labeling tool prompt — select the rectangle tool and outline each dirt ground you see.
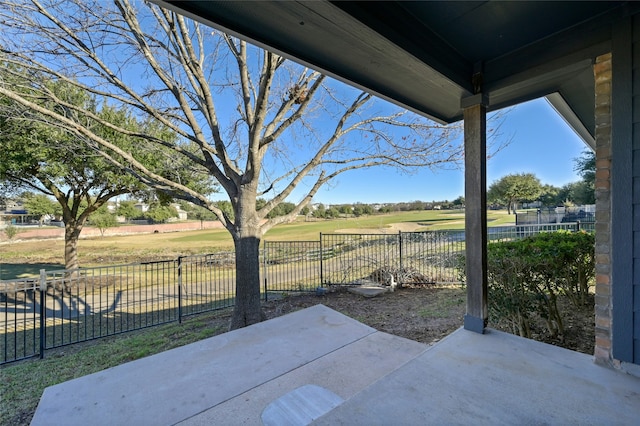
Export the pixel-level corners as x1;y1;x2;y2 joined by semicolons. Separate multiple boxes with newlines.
258;285;595;355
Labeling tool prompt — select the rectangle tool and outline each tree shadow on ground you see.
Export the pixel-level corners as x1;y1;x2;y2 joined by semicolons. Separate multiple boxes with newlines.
0;263;64;280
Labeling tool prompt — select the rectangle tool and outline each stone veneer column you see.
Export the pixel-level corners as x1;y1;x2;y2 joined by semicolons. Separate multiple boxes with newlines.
593;52;613;365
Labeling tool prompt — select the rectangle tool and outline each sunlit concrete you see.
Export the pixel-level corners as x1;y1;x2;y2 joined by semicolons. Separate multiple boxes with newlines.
31;305;640;426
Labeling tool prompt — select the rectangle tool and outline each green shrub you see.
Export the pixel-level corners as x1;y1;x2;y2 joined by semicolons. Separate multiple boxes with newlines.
533;231;595;306
460;231;595;339
485;242;540;337
3;224;19;240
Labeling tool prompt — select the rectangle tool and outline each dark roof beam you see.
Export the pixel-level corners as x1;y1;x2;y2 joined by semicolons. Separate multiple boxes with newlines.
155;1;471;123
486;60;593;106
482;3;638;90
329;1;474;94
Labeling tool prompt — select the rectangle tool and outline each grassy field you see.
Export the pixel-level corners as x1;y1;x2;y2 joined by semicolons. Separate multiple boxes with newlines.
0;210;514;280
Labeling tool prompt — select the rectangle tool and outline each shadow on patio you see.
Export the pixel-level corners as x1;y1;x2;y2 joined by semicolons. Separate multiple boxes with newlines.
31;305;640;425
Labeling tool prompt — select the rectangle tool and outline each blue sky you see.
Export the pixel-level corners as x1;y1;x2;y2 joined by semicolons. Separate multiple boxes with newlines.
1;3;590;209
309;97;589;205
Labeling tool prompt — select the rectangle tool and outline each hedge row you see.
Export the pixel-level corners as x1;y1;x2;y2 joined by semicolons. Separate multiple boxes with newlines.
461;231;595;338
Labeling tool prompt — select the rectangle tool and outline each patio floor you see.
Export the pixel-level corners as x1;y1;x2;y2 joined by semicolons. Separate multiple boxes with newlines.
31;304;640;425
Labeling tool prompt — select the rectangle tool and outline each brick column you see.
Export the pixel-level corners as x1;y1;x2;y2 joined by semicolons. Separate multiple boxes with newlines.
593;53;613;365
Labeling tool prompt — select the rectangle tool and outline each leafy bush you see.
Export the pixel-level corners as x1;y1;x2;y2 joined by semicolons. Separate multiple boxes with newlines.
3;224;19;240
460;231;595;339
484;243;539;337
90;211;118;236
525;231;595;306
144;204;178;223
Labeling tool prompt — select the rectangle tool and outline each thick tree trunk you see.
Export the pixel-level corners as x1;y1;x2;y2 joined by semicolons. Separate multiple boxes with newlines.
228;182;266;330
64;220;83;271
229;233;264;330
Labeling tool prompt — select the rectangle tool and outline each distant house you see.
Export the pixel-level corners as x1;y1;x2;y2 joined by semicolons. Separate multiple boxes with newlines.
0;200;37;226
134;202;149;213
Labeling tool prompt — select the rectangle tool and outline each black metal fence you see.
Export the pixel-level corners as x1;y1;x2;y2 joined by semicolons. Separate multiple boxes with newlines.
1;253;237;365
516;206;596;226
316;223;591;287
316;231;465;285
1;223;592;364
320;233;402;285
262;241;322;294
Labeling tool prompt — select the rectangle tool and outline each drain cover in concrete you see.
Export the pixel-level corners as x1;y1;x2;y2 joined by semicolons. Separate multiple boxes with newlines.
261;384;344;426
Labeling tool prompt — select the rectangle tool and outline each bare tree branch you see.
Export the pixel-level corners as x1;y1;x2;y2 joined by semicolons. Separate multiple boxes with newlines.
0;0;509;327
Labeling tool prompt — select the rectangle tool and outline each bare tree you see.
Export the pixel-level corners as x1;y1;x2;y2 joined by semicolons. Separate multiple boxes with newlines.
0;0;505;328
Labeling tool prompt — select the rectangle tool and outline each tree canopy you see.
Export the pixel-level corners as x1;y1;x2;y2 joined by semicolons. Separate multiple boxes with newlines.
89;206;117;236
0;70;210;269
572;150;595;205
0;78;147;268
144;203;178;223
115;200;141;221
22;193;60;225
487;173;542;214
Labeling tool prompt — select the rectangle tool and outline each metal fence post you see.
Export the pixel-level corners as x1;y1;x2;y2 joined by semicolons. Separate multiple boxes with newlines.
263;243;268;301
398;231;403;282
319;233;324;286
177;256;183;323
39;269;46;359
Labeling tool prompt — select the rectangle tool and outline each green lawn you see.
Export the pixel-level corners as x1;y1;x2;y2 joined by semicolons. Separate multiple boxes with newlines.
0;262;64;280
0;210;514;279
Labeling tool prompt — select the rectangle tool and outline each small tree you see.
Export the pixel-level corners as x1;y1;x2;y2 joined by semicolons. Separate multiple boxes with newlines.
22;193;60;226
538;184;561;207
452;196;465;208
575;151;595;187
145;204;178;224
3;223;19;240
265;201;296;219
339;205;353;215
326;207;340;219
90;207;117;236
353;203;373;216
488;173;542;214
313;204;327;219
115;200;141;222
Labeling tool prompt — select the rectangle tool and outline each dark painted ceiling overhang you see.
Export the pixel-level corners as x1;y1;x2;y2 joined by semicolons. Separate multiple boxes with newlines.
153;1;640;148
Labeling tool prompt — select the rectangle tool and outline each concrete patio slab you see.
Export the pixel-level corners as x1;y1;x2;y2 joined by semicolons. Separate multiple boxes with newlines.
313;327;640;425
30;304;426;426
30;305;640;426
260;384;344;426
179;329;426;425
